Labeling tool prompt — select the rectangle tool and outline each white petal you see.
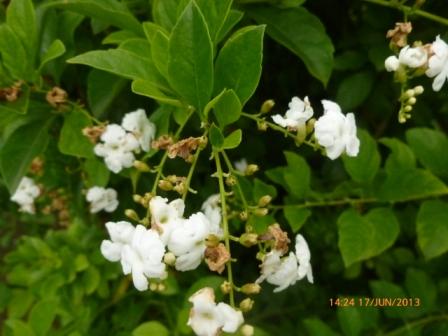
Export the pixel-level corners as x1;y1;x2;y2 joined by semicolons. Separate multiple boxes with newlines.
216;303;244;333
100;240;122;262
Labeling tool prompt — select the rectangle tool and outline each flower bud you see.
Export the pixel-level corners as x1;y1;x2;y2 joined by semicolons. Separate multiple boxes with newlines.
404;105;413;112
205;234;221;248
258;195;272;207
149;282;158;291
226;175;237;186
239;233;258;247
306;118;316;135
125;209;139;221
133;160;150;172
140;217;149;226
241;283;261;295
239;298;254;312
157;283;166;292
241;324;255;336
245;164;259;176
173;182;186;195
133;194;143;203
414;85;424;95
260;99;275;114
257;121;268;131
164;252;176;266
407;97;417;105
405;89;415;98
158;180;173;191
220;281;232;294
254;208;268;217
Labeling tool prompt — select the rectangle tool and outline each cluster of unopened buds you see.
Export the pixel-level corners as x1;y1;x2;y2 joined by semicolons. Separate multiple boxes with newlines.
384;22;448;122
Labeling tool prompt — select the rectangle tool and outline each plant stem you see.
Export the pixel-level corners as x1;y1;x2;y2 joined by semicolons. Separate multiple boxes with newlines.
221;151;249;211
182;143;203;201
214;150;235;307
363;0;448;26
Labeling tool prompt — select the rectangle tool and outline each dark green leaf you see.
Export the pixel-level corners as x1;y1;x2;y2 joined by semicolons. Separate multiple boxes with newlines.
337;307;362;336
58;108;94;158
151;0;178;31
209;124;224;149
303;318;339;336
213;89;241;128
196;0;232;42
214;25;265;105
253;178;277;200
39;39;66;71
405;268;436;315
336;71;374;110
5;319;36;336
222;129;242;149
0;24;30;80
380;138;416;174
28;299;58;336
283;207;311;232
84;157;110;187
131;80;181;106
370;280;411;318
283;151;310;199
151;31;169;78
417;200;448;259
247;6;334;85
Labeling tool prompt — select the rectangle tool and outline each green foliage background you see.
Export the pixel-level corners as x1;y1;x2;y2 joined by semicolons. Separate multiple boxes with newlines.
0;0;448;335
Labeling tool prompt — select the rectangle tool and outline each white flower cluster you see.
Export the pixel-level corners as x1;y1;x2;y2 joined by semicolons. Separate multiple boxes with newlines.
256;234;313;293
10;177;40;214
188;287;244;336
272;97;360;160
100;195;222;291
94;109;156;173
385;35;448;91
86;186;119;213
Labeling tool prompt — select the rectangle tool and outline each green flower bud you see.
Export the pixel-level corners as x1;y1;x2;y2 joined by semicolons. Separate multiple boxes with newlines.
125;209;139;221
158;180;173;191
240;298;254;312
260;99;275;114
239;233;258;247
258;195;272;207
133;160;150;172
241;283;261;295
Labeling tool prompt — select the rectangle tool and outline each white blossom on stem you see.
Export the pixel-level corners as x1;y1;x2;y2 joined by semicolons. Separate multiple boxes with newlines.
188;287;244;336
398;45;428;68
314;100;360;160
201;194;223;237
121;109;156;152
149;196;185;244
272;96;313;130
384;55;400;72
100;221;135;262
10;177;40;214
426;35;448;92
234;158;248;174
86;186;119;213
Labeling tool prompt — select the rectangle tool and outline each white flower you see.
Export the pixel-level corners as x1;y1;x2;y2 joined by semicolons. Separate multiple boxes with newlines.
201;194;223;238
10;177;40;214
94;124;140;173
121;225;166;291
398;45;428;68
86;186;119;213
122;109;156;152
272;96;313;129
314;100;360;160
149;196;185;244
426;35;448;91
384;55;400;72
168;212;210;271
188;287;244;336
100;221;135;262
234;158;248;173
256;234;313;293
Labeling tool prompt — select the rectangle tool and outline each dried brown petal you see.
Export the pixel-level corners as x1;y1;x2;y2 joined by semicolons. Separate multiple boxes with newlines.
152;135;174;150
259;223;290;254
0;81;23;102
82;125;105;144
167;137;202;161
386;22;412;48
46;86;68;108
205;243;230;274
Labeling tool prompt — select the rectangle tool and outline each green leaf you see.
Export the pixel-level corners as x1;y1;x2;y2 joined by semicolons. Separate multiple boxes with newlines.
417;200;448;259
167;1;213;115
131;80;181;107
151;0;178;31
213;89;242;128
284;207;311;232
83;267;101;295
214;25;265;106
216;10;244;43
336;71;374;110
28;299;58;336
186;275;225;300
58;108;94;158
0;119;52;193
338;208;400;267
247;6;334;85
39;39;66;71
377;168;447;202
337;307;362;336
87;70;127;118
132;321;169;336
406;128;448;179
196;0;232;42
151;31;169;78
47;0;143;35
405;268;436;315
68;49;155;81
369;280;411;318
7;290;34;318
102;30;139;45
209;124;224;149
6;0;37;62
84;157;110;187
0;24;29;80
283;151;311;199
5;319;36;336
342;130;380;183
303;318;339;336
380;138;416;174
222;129;242;149
253;178;277;200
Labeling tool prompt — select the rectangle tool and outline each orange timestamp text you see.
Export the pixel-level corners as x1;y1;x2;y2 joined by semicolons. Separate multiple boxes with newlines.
329;297;421;307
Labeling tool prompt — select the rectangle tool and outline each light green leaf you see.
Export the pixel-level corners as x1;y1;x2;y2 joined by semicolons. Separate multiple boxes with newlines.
102;30;139;45
283;151;311;199
58;108;94;158
284;207;311;232
84;157;110;187
0;24;30;80
83;267;101;295
406;128;448;179
377;168;447;202
151;31;169;78
405;268;436;315
46;0;142;35
209;124;224;149
132;321;169;336
417;200;448;259
338;208;400;267
151;0;178;31
216;10;244;43
303;318;339;336
143;22;169;44
342;130;380;183
337;307;362;336
5;319;36;336
222;129;242;149
7;290;34;318
214;25;265;105
167;1;213;115
39;39;66;71
247;6;334;85
336;71;374;110
370;281;411;318
0;119;53;193
195;0;232;42
131;80;182;107
380;138;416;174
213;89;241;128
253;178;277;201
28;299;58;336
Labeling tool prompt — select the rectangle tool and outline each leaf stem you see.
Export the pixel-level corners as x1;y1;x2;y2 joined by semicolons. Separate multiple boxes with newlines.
363;0;448;26
214;150;235;307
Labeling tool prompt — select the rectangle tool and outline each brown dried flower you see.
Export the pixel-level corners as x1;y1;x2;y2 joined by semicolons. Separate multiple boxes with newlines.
386;22;412;48
82;125;105;144
0;81;24;102
167;137;203;161
259;223;290;254
152;135;174;150
46;86;68;108
30;157;44;175
205;243;230;274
